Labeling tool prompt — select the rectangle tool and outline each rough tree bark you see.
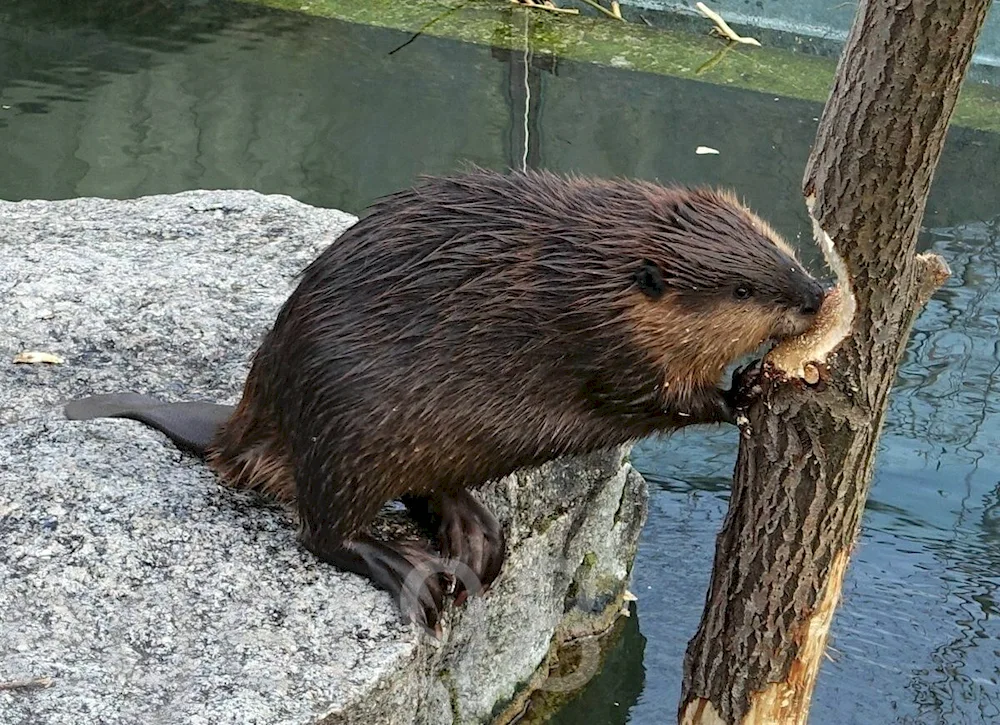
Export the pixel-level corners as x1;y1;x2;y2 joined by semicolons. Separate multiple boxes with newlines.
679;1;993;723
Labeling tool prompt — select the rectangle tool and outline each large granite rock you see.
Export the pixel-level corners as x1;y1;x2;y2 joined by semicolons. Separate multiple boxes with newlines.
0;191;647;724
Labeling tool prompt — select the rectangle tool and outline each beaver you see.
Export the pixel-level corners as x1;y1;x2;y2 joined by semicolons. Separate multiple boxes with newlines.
65;168;824;632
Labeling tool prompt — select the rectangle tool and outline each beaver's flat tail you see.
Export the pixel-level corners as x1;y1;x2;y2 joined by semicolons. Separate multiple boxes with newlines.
64;393;234;457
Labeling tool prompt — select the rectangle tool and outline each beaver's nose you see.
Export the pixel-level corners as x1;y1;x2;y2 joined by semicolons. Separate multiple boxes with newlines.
800;284;824;316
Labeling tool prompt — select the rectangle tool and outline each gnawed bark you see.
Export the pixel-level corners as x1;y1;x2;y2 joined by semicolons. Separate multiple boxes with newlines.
679;1;994;723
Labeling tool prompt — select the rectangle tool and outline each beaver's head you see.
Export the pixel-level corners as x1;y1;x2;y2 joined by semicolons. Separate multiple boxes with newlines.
628;187;824;392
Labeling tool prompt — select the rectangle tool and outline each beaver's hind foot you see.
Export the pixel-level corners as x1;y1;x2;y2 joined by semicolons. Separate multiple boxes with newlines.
302;533;450;635
404;489;506;606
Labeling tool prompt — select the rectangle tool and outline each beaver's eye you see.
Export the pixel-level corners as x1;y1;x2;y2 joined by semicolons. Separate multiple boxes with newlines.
733;284;753;300
634;259;666;300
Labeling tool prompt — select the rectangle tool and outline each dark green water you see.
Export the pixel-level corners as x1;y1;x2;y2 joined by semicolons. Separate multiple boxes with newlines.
3;2;999;723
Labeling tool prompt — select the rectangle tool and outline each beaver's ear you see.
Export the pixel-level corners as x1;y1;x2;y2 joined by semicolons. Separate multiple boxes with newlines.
634;259;666;300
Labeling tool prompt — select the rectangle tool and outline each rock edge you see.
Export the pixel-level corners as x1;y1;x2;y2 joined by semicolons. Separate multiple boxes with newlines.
0;190;647;725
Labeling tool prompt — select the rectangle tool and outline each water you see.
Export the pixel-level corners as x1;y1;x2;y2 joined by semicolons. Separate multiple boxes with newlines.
3;2;999;723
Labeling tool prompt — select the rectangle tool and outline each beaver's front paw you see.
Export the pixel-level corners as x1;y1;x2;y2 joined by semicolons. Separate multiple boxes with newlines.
725;360;765;413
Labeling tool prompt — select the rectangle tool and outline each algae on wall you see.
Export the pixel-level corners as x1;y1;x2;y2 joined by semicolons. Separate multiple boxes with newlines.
630;0;1000;74
243;0;1000;133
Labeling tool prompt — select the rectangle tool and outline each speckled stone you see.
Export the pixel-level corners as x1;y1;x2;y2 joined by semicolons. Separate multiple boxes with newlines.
0;191;647;724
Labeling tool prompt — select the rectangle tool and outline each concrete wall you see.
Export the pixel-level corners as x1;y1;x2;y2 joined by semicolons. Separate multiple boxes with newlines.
632;0;1000;68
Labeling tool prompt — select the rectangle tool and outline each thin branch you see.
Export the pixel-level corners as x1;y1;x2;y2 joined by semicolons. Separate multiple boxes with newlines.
388;2;470;55
696;2;761;46
511;0;580;16
576;0;620;20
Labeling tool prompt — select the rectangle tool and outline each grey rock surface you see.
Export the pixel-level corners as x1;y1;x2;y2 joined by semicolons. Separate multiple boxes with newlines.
0;191;647;724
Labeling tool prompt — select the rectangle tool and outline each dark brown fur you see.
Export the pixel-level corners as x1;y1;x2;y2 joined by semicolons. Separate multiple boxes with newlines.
210;170;820;513
69;168;824;630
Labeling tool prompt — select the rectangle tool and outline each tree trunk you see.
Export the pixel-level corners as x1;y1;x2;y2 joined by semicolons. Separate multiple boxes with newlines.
678;1;993;723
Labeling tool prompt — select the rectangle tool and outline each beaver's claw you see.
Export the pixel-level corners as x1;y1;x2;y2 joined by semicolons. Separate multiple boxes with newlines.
725;360;765;413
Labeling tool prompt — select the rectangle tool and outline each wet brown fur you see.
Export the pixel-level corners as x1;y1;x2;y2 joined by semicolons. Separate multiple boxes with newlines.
204;168;823;548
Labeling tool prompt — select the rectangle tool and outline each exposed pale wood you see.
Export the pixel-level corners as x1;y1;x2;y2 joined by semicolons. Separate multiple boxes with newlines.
679;1;993;722
680;550;848;725
740;548;849;724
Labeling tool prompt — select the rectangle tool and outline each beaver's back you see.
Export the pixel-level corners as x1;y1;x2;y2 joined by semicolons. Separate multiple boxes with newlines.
208;168;820;535
263;173;660;490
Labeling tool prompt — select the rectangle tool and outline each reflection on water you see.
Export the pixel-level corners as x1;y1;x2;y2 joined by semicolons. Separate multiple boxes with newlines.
3;1;1000;722
873;219;1000;724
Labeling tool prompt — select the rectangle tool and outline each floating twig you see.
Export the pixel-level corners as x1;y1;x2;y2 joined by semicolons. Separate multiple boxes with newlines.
696;2;761;46
511;0;580;15
388;1;471;55
695;41;736;74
